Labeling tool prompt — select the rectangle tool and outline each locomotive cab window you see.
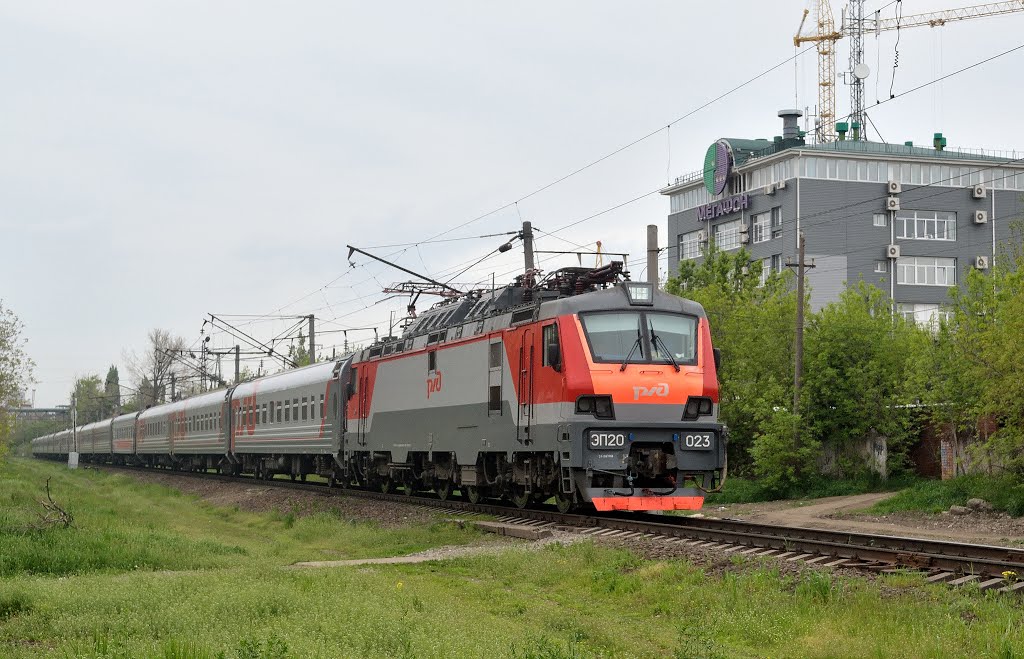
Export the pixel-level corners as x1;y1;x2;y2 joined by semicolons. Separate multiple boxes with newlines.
542;323;561;371
428;350;437;372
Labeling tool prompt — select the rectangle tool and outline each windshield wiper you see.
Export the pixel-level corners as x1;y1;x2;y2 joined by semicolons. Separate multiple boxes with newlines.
619;323;643;372
649;323;680;372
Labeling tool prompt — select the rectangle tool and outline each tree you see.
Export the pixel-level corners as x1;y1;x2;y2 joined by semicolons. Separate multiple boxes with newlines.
801;280;929;478
664;244;797;476
288;331;311;368
933;225;1024;474
71;375;106;424
0;302;34;460
125;329;188;407
103;365;121;417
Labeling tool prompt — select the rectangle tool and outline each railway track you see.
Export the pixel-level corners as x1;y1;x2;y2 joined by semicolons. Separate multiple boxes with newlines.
92;463;1024;593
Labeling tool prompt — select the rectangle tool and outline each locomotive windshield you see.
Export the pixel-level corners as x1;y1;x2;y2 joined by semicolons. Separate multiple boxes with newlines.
580;312;697;365
647;313;697;363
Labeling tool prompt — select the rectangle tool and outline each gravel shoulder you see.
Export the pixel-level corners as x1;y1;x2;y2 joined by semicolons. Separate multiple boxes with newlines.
708;492;1024;547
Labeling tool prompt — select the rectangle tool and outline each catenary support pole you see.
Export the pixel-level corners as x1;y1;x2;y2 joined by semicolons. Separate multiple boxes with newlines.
235;345;240;384
308;314;315;364
647;224;659;286
522;221;535;278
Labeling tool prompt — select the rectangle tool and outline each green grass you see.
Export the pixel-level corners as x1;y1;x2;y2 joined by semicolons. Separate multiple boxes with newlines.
871;473;1024;516
3;459;1024;657
705;474;920;505
0;459;481;577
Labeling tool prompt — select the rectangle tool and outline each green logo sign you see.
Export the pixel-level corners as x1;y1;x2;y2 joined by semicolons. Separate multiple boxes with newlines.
703;140;732;196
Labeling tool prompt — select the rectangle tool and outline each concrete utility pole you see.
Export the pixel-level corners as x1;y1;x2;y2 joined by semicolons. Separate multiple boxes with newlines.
170;373;176;402
308;314;315;364
235;345;241;384
522;221;535;279
646;224;659;286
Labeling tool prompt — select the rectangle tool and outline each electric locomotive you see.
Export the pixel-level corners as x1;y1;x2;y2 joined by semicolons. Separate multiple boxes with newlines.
343;262;725;512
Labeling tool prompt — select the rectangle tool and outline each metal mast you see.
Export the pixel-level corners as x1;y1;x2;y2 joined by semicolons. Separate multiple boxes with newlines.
848;0;866;139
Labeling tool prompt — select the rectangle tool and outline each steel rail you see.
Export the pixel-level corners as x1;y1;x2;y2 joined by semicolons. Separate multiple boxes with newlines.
85;462;1024;581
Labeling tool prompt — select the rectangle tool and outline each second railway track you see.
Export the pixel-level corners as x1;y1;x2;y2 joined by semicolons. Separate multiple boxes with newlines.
95;463;1024;593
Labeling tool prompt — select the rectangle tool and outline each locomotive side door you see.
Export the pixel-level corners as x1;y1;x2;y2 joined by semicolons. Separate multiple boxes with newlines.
517;328;535;445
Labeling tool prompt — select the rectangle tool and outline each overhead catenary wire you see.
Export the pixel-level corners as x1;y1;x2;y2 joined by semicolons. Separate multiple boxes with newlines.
198;38;1024;359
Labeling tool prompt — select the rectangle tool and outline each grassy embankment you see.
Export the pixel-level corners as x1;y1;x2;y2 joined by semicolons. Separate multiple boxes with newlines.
2;459;1024;658
870;473;1024;516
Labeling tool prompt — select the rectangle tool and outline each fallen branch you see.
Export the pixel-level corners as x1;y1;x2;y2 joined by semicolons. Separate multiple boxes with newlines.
34;477;74;530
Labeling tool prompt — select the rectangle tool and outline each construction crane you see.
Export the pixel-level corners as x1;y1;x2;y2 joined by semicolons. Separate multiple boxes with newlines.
796;1;1024;142
795;2;843;142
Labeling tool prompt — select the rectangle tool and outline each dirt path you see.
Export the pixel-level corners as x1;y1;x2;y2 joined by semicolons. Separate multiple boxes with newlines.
709;492;1024;546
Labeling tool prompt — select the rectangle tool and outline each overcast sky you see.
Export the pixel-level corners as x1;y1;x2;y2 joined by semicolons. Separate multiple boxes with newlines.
3;1;1023;406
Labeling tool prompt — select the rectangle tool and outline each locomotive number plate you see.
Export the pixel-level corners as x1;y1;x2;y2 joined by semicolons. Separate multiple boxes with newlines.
679;433;714;450
588;432;626;449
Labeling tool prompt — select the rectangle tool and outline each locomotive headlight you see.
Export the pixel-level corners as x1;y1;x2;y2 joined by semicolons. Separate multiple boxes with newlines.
623;282;654;306
683;396;713;420
576;395;614;420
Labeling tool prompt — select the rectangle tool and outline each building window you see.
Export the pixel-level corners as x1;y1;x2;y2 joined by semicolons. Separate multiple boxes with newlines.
896;257;957;286
679;230;702;260
759;254;783;286
875;261;888;273
896;210;956;241
770;207;782;238
713;218;743;251
873;213;887;227
897;303;952;328
751;212;771;244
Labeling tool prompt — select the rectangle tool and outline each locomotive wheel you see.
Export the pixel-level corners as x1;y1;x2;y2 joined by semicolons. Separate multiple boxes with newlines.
463;486;483;504
403;476;417;496
510;486;531;509
435;480;452;501
555;490;576;514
